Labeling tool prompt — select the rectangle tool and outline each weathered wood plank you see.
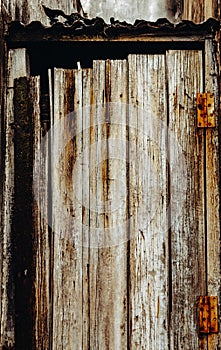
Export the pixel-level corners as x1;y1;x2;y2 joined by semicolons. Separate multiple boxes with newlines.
103;59;128;346
32;76;50;350
89;59;128;349
182;0;205;22
13;76;35;349
82;68;92;350
167;50;207;350
88;60;106;349
0;48;29;349
128;54;169;349
183;0;219;21
51;68;83;349
204;39;221;350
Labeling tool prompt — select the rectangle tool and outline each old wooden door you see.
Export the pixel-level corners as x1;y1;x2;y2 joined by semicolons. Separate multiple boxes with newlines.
8;42;220;349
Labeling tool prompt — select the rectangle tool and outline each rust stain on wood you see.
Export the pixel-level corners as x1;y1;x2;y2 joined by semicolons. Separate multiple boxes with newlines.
199;296;219;334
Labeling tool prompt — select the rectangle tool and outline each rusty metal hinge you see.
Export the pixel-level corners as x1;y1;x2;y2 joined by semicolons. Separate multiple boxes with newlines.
197;93;215;128
199;296;219;334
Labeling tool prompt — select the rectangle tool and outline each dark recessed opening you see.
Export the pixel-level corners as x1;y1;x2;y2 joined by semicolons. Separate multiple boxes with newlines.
26;41;204;76
21;39;204;130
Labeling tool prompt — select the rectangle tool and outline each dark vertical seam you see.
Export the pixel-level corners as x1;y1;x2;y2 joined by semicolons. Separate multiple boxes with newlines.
126;57;131;350
48;68;54;350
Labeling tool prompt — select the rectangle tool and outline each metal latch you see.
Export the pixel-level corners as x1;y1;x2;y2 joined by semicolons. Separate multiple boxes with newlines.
197;93;215;128
199;296;219;333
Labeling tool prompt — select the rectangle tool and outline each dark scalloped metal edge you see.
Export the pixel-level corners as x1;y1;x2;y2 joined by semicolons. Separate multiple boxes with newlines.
7;17;220;40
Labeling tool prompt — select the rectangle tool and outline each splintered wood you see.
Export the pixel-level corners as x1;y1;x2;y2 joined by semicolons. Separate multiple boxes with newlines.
1;46;220;349
167;50;207;350
43;49;220;349
128;54;168;348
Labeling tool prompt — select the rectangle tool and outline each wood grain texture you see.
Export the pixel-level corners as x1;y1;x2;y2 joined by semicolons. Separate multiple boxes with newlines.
89;60;128;349
82;68;92;350
32;76;51;350
51;68;83;350
2;0;77;24
1;32;220;350
204;39;221;350
50;61;128;349
13;76;36;349
128;54;169;350
167;50;207;350
182;0;219;21
0;48;29;349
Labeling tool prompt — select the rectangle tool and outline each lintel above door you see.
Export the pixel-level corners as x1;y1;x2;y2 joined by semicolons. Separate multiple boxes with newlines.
5;17;219;46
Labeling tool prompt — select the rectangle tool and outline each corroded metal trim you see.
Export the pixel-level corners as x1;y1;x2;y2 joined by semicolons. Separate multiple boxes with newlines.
5;17;220;43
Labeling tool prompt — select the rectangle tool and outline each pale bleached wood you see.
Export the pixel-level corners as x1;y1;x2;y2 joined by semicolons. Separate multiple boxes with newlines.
88;60;106;349
51;68;83;349
31;76;50;350
51;68;63;349
89;59;128;349
7;48;30;88
167;50;207;350
51;68;65;350
128;54;169;349
0;48;29;349
204;39;221;350
82;68;92;350
102;59;128;346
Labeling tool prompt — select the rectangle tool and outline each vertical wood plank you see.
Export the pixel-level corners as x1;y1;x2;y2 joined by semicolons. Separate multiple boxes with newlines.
88;60;106;349
128;54;169;349
182;0;219;21
167;50;207;350
51;68;83;349
32;76;50;350
82;68;92;350
13;76;35;349
104;59;128;347
0;48;29;349
204;39;221;350
51;68;64;350
89;59;128;349
182;0;205;22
